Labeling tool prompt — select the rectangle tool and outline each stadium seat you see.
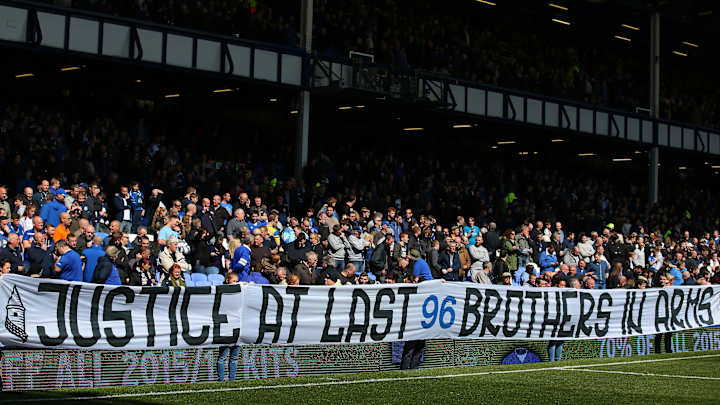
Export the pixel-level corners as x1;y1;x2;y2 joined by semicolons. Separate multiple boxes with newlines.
208;274;225;285
194;280;212;287
184;279;195;287
191;273;207;283
368;272;377;281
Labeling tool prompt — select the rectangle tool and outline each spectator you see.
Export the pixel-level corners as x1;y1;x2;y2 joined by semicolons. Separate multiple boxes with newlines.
409;249;432;281
39;189;67;227
250;233;271;272
327;224;348;270
0;259;11;277
0;233;23;274
287;273;300;286
293;251;319;285
158;235;192;280
82;235;106;283
227;208;249;239
539;245;558;273
439;241;461;281
496;271;513;286
470;262;492;284
53;212;72;242
369;233;394;281
492;250;510;280
92;246;123;285
230;235;253;277
485;222;501;259
157;216;182;246
335;263;357;285
501;229;519;273
162;263;187;287
54;240;83;281
113;186;134;233
347;227;368;274
24;233;53;278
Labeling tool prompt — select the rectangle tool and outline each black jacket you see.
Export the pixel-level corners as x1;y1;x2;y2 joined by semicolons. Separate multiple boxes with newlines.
286;240;311;267
25;246;54;277
0;246;24;274
112;195;134;221
485;231;501;255
92;256;115;284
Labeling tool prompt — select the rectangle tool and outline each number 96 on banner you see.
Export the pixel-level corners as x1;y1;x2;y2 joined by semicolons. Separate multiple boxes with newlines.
421;296;456;329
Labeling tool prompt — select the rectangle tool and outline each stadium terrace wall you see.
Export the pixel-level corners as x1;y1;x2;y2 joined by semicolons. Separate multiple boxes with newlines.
2;327;719;391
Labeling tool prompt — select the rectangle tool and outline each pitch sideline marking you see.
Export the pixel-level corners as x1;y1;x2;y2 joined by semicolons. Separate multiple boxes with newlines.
567;368;720;381
6;353;720;403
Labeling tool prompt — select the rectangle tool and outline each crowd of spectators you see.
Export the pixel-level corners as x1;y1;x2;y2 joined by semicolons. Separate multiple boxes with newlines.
0;174;717;293
41;0;720;128
0;99;719;292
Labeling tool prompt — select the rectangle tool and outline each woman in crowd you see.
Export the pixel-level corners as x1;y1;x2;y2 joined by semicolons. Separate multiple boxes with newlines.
162;263;186;287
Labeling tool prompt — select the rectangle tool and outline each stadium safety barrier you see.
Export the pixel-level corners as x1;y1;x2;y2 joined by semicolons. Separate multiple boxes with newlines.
2;327;719;391
0;0;305;88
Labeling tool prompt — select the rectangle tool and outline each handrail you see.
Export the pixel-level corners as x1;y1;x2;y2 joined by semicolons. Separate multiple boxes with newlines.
1;0;718;137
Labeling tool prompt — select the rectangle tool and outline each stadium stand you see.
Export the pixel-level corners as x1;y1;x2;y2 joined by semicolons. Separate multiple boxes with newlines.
0;97;717;290
37;0;720;127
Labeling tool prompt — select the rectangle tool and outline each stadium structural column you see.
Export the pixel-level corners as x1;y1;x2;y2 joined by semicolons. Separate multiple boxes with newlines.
648;11;660;206
295;0;313;181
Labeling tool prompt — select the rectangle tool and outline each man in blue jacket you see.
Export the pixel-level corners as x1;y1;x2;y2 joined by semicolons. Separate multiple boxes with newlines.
40;189;68;227
82;236;106;283
438;242;461;281
586;252;609;289
92;246;122;285
231;236;252;277
54;240;83;282
409;249;433;281
539;245;559;273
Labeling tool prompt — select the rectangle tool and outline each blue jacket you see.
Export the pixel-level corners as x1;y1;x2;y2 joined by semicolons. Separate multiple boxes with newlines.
587;260;609;289
438;251;461;281
240;271;270;284
92;255;122;285
513;268;529;286
389;222;403;242
412;258;433;281
669;267;684;286
40;199;67;227
56;249;83;282
82;245;105;283
539;250;558;272
231;245;252;277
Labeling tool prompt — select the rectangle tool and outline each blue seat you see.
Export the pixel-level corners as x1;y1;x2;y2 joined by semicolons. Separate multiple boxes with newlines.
367;272;377;281
208;274;225;285
184;279;195;287
191;273;208;283
194;280;212;287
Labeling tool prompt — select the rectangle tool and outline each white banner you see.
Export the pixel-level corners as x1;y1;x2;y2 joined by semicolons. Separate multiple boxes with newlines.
1;275;719;349
241;281;720;344
0;275;243;350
